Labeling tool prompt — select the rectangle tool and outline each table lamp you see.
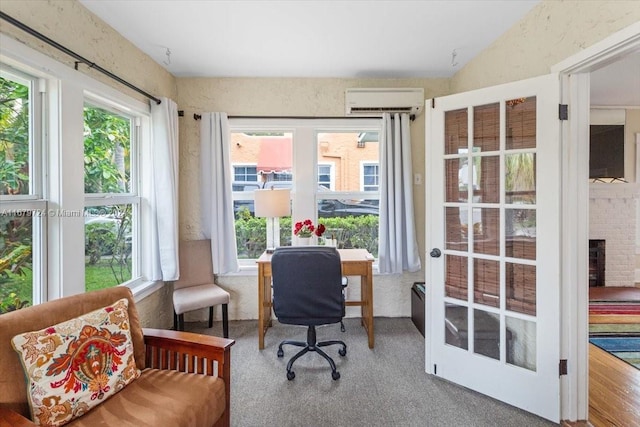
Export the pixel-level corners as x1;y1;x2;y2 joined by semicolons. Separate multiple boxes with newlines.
254;188;291;252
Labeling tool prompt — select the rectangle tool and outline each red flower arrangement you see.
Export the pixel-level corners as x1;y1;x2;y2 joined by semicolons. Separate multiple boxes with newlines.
293;219;326;238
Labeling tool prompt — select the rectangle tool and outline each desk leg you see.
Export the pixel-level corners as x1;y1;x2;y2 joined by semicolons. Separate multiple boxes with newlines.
258;268;267;350
361;270;374;349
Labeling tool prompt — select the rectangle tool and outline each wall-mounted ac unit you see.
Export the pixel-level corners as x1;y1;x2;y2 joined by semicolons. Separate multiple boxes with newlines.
345;88;424;117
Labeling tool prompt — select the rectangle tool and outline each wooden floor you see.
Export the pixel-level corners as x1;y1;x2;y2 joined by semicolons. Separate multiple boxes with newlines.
589;344;640;427
589;286;640;302
588;286;640;427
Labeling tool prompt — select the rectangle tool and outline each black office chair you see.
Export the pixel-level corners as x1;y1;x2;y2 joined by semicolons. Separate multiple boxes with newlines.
271;246;347;380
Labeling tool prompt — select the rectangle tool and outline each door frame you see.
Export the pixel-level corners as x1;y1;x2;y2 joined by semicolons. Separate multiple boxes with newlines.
551;21;640;422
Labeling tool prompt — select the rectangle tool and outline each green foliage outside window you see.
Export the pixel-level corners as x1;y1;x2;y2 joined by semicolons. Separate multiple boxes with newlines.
235;209;379;259
0;76;32;312
83;106;131;193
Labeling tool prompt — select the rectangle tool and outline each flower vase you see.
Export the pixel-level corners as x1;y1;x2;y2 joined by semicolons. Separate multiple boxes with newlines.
297;236;313;246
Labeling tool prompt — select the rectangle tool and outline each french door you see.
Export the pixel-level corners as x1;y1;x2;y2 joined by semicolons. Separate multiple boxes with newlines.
426;74;561;422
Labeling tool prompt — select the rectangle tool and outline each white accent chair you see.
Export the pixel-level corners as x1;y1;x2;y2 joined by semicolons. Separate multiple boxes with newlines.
173;239;230;337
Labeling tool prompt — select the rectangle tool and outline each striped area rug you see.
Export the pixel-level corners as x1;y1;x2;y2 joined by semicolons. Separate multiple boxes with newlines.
589;303;640;315
589;336;640;370
589;298;640;369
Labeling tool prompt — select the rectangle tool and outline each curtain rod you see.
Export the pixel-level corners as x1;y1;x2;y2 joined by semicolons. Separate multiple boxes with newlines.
188;113;415;121
0;12;161;105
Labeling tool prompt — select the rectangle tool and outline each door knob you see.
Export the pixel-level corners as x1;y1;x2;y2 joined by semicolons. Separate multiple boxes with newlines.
430;248;442;258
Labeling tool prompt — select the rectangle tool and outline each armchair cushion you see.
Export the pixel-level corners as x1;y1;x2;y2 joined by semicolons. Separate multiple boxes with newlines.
64;369;225;427
11;298;140;426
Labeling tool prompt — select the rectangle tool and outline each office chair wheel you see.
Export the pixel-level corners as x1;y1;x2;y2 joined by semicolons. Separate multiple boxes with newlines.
287;370;295;381
277;349;284;358
338;347;347;357
332;371;340;380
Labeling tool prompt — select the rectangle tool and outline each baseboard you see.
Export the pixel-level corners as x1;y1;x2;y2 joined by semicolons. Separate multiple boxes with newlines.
561;420;591;427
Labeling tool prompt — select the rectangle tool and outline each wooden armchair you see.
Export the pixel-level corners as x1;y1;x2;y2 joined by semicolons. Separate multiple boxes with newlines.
0;287;234;427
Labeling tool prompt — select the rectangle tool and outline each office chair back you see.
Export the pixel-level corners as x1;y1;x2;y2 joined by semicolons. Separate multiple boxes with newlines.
272;246;344;326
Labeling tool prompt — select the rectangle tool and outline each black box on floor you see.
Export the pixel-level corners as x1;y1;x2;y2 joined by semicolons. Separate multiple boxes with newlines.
411;282;426;337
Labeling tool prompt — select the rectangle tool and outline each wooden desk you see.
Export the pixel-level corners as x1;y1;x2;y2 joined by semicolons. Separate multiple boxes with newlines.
257;248;375;350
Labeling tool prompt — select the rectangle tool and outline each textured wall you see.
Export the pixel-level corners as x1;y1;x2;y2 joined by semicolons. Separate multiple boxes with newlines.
176;77;448;319
451;0;640;92
0;0;177;101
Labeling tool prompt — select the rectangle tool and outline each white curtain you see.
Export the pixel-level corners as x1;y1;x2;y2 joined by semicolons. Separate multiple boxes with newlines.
200;112;239;274
378;113;422;274
150;97;180;281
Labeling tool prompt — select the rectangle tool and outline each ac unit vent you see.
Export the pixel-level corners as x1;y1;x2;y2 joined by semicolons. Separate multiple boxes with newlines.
345;88;424;117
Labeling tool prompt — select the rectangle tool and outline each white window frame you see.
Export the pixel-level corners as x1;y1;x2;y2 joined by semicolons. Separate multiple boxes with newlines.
0;65;47;305
317;162;334;190
232;163;258;184
360;161;380;192
1;34;155;301
83;97;142;287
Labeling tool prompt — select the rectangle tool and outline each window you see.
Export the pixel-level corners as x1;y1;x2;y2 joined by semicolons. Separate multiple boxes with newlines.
0;67;45;312
2;37;154;308
233;165;258;186
362;163;379;191
318;164;333;189
229;119;381;262
83;102;139;291
317;132;380;257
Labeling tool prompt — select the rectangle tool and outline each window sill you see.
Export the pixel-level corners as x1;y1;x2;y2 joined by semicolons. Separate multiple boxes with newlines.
219;261;381;277
127;278;164;302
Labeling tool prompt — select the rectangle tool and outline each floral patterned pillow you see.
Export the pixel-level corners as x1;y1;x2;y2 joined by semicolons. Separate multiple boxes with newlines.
11;298;141;426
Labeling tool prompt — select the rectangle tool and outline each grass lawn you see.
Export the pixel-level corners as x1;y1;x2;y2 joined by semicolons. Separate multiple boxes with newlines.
0;260;131;312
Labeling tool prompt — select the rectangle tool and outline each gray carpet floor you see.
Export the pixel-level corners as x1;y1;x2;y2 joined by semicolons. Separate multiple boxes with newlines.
191;317;557;427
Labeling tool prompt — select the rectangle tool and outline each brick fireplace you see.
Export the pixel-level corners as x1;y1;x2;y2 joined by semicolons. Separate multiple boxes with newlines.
589;184;638;287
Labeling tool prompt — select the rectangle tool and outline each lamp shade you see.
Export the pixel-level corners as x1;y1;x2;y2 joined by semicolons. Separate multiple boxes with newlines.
254;188;291;218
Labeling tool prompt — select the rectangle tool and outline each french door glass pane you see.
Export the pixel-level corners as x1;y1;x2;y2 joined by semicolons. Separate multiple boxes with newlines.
445;254;467;300
506;316;537;371
445;158;465;202
506;97;536;150
473;208;499;256
445;207;468;251
506;209;536;260
444;108;468;155
474;258;499;308
476;155;500;203
0;213;33;312
506;153;536;204
473;103;500;152
506;262;536;316
445;303;468;350
474;309;500;360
